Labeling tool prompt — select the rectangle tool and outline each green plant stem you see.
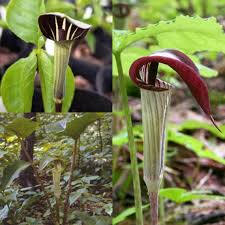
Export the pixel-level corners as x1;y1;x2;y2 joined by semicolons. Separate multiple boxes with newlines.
62;138;79;225
114;53;143;225
98;119;103;152
54;42;72;112
20;139;56;224
55;198;60;225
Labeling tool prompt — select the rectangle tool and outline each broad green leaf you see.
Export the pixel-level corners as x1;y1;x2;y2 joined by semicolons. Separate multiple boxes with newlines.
160;188;225;203
5;117;39;139
112;204;149;225
113;126;225;165
178;120;225;139
113;16;225;54
0;160;30;191
1;51;37;112
38;50;75;112
69;188;86;206
37;49;55;112
46;0;75;14
6;0;45;45
60;113;104;139
168;129;225;165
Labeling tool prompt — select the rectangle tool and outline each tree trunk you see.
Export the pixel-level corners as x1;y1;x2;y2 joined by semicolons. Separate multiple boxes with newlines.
19;113;37;187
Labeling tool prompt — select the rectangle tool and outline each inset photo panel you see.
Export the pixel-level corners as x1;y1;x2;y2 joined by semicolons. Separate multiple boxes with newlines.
0;0;112;113
112;1;225;225
0;113;112;225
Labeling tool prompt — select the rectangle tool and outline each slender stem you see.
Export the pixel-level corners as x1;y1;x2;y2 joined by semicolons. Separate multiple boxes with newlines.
55;198;60;224
150;192;159;225
114;53;144;225
98;119;103;152
159;180;166;225
20;139;56;224
54;42;72;112
62;138;79;225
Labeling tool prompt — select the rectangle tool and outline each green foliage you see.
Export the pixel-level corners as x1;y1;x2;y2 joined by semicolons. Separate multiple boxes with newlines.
5;117;39;139
168;129;225;165
113;187;225;224
0;160;30;191
177;120;225;139
37;50;75;113
45;113;104;140
112;204;149;225
1;51;37;112
113;15;225;54
6;0;45;45
46;0;75;17
160;188;225;203
113;124;225;165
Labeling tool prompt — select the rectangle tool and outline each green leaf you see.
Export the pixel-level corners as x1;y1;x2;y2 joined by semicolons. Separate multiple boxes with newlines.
46;0;75;14
160;188;225;203
37;50;75;112
37;49;55;112
0;160;30;191
69;188;86;206
178;120;225;139
168;129;225;165
60;113;104;139
5;117;39;139
1;51;37;112
62;66;75;113
112;204;149;225
6;0;45;45
113;16;225;54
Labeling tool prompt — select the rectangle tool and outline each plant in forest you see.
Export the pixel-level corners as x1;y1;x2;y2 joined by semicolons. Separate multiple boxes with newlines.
38;13;91;112
0;113;104;224
128;49;220;225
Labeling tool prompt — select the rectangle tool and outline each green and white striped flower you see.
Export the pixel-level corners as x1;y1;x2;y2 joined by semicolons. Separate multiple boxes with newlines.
38;13;91;111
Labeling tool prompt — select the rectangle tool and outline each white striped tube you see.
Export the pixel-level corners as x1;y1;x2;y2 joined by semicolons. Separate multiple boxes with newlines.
53;42;72;104
141;87;172;225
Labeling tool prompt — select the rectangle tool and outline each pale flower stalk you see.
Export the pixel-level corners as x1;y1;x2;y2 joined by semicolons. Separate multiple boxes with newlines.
141;88;172;225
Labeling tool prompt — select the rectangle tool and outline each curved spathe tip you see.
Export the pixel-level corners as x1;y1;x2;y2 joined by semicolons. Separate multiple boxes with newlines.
129;49;220;131
38;13;91;42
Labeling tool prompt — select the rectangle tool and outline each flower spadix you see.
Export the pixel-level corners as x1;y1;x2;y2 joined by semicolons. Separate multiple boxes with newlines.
129;49;219;225
38;13;91;111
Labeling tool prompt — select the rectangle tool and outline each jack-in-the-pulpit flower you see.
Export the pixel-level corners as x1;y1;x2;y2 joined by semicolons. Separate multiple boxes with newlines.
38;13;91;111
129;49;220;225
